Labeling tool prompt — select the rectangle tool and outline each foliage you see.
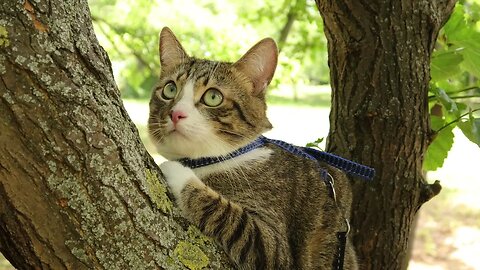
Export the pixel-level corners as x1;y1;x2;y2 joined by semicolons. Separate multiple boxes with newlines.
88;0;480;171
305;137;324;150
426;1;480;171
88;0;329;98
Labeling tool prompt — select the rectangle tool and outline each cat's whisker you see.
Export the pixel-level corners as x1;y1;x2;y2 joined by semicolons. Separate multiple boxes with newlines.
149;126;163;135
149;128;168;145
208;62;220;83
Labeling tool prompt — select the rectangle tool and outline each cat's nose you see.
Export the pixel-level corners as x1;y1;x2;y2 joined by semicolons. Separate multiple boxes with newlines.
170;110;187;125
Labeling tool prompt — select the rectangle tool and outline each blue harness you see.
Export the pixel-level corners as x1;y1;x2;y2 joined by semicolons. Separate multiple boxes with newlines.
178;136;375;181
177;136;375;270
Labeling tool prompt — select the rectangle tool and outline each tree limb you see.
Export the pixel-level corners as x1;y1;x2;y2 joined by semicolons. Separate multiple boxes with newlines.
420;180;442;204
0;1;232;269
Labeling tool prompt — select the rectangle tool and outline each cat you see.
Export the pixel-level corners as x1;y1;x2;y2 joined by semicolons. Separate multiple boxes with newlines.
148;27;358;270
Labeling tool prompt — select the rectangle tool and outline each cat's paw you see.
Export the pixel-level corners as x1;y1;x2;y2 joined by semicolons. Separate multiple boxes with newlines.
160;161;199;199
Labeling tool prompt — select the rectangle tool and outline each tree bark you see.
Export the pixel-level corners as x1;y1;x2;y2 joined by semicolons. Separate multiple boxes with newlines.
315;1;456;269
0;1;231;269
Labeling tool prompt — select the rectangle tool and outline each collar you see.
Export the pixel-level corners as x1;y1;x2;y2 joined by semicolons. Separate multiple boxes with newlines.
177;136;375;181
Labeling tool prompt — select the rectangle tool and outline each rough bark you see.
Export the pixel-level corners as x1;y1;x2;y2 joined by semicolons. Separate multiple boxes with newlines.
0;1;231;269
315;1;456;269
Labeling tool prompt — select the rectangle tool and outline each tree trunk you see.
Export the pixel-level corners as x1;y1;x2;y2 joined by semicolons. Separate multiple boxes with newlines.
315;1;456;269
0;1;231;269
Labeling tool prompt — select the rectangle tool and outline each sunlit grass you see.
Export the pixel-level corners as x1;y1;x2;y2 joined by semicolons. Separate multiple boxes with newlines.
267;84;331;107
0;254;13;270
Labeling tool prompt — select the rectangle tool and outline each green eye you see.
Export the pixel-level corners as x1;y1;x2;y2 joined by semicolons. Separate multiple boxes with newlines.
162;82;177;100
202;88;224;107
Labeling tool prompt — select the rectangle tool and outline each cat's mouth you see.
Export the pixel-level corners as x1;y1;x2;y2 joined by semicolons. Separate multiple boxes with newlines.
168;129;184;137
167;125;190;139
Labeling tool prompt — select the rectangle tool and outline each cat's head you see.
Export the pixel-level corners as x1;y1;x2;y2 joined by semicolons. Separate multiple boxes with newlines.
148;27;277;160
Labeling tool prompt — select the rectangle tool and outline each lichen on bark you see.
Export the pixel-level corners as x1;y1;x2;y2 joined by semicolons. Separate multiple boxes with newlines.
144;169;173;214
0;25;9;47
174;241;210;270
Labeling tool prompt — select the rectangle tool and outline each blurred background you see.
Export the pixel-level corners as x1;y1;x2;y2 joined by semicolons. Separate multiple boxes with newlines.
2;0;480;269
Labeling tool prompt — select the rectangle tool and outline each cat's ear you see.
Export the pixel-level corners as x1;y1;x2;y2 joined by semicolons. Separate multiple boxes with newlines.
234;38;278;96
159;27;189;68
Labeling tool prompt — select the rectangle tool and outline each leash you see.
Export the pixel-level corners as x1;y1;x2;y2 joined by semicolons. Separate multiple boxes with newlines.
177;136;375;269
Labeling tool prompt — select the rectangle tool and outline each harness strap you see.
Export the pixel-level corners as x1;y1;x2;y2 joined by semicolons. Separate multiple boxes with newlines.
325;173;349;270
179;136;375;181
301;147;375;180
334;231;348;270
178;137;265;169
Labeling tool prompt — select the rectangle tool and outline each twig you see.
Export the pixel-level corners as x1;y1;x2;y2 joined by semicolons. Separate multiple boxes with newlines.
435;108;480;133
428;86;479;100
420;180;442;204
448;95;480;100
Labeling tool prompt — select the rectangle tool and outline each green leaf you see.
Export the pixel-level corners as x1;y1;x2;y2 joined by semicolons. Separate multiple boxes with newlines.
432;88;459;116
457;113;480;147
430;115;445;131
423;125;455;171
460;37;480;78
306;137;324;149
430;50;463;81
442;4;467;41
443;102;468;123
440;3;480;79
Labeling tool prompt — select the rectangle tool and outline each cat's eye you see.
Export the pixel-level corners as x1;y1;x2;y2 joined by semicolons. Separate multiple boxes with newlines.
161;81;177;100
202;88;224;107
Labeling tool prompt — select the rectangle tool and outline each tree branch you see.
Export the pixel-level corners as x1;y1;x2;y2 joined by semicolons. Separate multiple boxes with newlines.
438;0;459;20
435;108;480;133
0;1;232;268
428;86;479;100
448;95;480;100
420;180;442;204
278;9;296;52
91;15;155;73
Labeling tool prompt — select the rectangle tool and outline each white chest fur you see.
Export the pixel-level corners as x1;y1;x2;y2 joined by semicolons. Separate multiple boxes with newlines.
193;148;273;178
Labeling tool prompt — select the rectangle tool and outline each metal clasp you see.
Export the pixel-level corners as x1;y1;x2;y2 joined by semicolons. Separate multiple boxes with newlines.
325;172;337;203
344;218;350;234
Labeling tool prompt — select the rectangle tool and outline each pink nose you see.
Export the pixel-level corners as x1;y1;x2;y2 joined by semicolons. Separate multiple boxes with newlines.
170;110;187;125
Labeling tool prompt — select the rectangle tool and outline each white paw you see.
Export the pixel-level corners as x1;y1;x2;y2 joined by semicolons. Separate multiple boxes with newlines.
160;161;198;199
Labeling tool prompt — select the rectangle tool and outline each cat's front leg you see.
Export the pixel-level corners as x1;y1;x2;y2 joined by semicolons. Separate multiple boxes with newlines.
159;161;204;200
160;161;292;269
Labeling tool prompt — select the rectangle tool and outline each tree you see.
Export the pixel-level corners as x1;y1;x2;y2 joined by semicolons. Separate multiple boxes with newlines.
315;0;457;269
0;1;232;269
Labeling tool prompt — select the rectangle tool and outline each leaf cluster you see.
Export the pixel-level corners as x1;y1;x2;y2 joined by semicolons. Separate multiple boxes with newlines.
425;2;480;171
88;0;330;99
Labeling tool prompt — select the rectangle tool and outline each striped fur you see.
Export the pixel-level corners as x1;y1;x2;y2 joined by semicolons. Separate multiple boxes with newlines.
150;27;358;269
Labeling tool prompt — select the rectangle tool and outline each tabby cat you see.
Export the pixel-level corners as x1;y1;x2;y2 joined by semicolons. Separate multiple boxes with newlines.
148;27;358;270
